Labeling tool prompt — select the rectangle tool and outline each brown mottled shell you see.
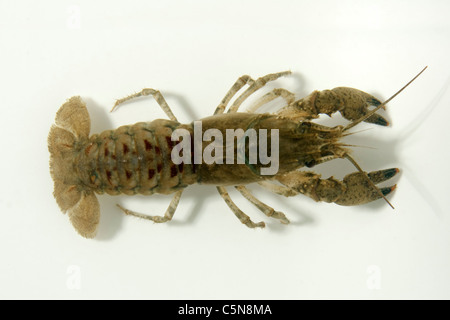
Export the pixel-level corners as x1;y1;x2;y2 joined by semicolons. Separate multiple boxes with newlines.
74;119;197;196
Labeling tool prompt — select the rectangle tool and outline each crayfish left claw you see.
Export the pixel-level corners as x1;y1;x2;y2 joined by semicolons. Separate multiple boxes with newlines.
331;87;389;126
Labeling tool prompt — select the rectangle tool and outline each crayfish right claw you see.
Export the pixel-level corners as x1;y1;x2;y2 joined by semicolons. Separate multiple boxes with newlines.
275;167;399;207
334;168;399;206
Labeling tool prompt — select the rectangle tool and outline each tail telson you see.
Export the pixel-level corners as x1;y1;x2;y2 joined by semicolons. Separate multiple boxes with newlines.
48;96;100;238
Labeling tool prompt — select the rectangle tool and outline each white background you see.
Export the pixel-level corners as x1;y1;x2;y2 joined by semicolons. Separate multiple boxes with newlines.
1;0;449;299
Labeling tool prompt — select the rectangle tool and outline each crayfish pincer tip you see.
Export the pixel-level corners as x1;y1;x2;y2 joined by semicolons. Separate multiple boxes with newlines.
381;185;397;196
383;168;399;180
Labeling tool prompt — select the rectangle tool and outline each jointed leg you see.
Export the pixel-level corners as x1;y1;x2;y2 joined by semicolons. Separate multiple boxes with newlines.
216;186;265;228
235;186;289;224
246;88;296;113
214;71;291;115
227;71;291;114
111;88;178;122
257;180;299;197
117;190;183;223
214;75;255;115
216;73;292;227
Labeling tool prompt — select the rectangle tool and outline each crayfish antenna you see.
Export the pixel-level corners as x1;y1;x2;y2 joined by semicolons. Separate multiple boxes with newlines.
341;127;373;137
344;66;428;132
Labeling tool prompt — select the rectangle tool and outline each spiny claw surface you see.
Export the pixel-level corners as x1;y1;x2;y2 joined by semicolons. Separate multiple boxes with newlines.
335;168;399;206
331;87;389;127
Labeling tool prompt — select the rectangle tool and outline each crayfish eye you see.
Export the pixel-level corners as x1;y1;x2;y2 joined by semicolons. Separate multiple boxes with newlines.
305;159;316;168
301;122;311;128
298;122;312;134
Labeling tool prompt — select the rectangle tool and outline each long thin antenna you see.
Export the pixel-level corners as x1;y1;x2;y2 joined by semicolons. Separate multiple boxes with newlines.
341;127;374;137
339;143;376;150
344;66;428;132
345;154;395;209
